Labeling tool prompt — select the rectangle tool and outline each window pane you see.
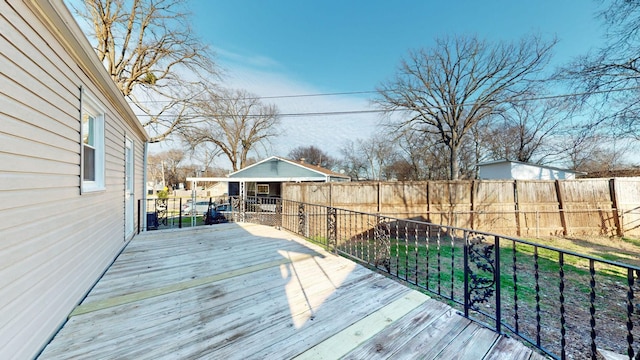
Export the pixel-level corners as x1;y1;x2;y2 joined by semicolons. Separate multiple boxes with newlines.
83;145;95;181
82;114;94;146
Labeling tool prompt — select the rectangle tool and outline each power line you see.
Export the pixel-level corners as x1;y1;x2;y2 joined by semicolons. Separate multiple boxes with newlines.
133;90;378;104
131;85;640;118
256;90;378;99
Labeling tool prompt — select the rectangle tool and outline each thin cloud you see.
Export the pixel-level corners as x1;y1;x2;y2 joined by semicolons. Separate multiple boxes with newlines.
214;55;380;162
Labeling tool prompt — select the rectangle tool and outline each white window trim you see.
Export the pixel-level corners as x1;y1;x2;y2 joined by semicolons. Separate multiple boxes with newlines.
81;89;106;193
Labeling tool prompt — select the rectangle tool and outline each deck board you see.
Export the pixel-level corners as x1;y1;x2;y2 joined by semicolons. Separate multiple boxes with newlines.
38;223;541;360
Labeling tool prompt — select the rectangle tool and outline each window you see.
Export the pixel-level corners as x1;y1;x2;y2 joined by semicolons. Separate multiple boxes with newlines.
81;91;105;192
257;184;269;195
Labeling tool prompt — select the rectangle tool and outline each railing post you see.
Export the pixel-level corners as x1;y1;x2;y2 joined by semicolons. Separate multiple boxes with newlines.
137;199;141;234
463;230;470;318
626;268;636;359
494;235;501;334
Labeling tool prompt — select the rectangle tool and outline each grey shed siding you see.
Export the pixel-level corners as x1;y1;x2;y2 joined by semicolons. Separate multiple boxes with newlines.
0;0;148;359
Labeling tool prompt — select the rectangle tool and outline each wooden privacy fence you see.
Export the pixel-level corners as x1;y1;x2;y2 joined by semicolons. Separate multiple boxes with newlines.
281;178;640;238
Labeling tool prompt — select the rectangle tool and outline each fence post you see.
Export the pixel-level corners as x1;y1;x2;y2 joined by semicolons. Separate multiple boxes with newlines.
470;180;476;230
555;180;568;236
609;178;623;236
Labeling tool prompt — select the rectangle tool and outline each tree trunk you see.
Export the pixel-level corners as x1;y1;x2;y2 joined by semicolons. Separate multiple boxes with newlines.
450;145;459;180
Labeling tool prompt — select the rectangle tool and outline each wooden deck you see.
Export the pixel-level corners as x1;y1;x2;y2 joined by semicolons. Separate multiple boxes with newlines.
38;223;544;360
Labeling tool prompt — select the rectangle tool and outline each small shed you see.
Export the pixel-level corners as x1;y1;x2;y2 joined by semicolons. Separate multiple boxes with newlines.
478;160;584;180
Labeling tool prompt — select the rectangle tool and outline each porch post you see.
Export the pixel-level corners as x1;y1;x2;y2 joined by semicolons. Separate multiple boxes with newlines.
240;180;246;222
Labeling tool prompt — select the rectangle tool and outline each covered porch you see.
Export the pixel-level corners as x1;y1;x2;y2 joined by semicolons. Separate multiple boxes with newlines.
38;224;540;359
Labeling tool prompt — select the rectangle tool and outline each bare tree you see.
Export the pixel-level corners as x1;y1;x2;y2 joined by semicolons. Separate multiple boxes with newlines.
74;0;219;142
186;144;224;175
338;140;368;180
562;0;640;140
288;146;336;169
147;149;186;189
392;130;450;180
146;152;164;187
339;136;399;181
480;98;569;163
376;35;556;179
183;88;280;172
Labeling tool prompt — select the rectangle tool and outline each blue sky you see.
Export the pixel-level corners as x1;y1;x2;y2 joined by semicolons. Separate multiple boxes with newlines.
179;1;607;164
192;1;603;92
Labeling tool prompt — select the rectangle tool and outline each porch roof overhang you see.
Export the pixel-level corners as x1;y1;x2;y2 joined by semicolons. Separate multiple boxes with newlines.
186;176;329;183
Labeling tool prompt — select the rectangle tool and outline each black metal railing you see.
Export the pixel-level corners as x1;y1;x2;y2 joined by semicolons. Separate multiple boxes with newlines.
138;196;283;231
278;199;640;360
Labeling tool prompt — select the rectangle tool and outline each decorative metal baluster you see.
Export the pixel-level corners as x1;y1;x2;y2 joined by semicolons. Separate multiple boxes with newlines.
359;216;364;261
425;226;431;291
437;231;442;295
351;213;357;258
373;218;391;272
494;236;501;333
534;246;541;348
627;268;635;359
366;215;370;261
467;232;496;311
364;216;370;263
559;252;566;360
414;227;419;285
364;215;370;265
327;207;337;252
298;203;306;236
589;259;597;360
512;240;519;334
394;221;400;277
156;198;168;226
464;230;470;318
404;222;409;281
450;230;455;300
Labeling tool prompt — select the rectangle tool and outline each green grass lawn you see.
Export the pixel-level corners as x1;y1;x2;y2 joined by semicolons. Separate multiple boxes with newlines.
334;235;640;356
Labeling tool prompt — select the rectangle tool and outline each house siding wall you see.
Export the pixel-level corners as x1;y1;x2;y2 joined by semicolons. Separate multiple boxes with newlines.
478;162;515;179
479;161;578;180
0;1;147;359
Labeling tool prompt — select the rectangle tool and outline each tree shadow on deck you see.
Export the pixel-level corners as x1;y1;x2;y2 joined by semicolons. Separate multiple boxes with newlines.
38;223;433;359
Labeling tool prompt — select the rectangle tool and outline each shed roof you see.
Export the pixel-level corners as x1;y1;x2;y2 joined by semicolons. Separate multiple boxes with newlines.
477;160;585;174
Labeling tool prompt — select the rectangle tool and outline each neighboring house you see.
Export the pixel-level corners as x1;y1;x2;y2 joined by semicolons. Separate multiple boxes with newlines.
228;156;351;197
0;1;149;359
187;156;350;198
205;181;228;197
478;160;584;180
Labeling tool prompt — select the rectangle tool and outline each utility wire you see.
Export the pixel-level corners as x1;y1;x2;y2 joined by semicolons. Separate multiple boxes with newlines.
133;90;378;104
131;85;640;118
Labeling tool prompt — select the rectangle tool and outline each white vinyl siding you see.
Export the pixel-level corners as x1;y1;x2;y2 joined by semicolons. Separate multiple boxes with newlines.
0;1;148;359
